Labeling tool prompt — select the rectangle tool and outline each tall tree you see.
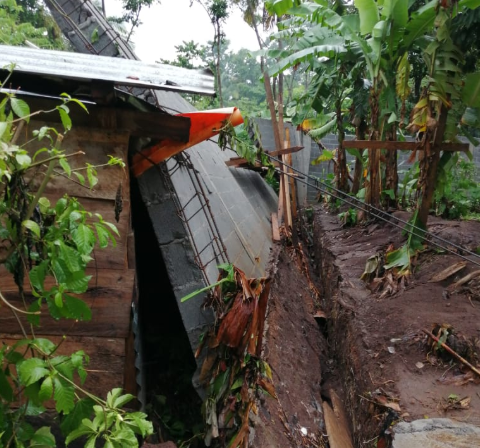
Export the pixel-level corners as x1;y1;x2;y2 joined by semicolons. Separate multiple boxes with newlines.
191;0;229;107
222;47;267;114
112;0;160;44
159;40;208;69
232;0;287;160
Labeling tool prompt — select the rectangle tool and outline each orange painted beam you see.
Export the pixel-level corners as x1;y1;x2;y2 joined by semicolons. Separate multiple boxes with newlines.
132;107;244;177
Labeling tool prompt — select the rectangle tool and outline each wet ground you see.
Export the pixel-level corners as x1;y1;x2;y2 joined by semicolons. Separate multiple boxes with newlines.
253;246;328;447
312;207;480;446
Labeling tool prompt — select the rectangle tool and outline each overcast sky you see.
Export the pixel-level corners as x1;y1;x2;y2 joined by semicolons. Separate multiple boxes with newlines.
104;0;263;63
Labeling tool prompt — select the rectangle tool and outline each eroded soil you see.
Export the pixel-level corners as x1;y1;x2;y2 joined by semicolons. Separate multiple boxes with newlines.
313;207;480;446
254;247;328;448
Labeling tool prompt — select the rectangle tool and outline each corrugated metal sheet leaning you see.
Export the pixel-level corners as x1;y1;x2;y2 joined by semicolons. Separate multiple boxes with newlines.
0;44;215;96
41;0;278;400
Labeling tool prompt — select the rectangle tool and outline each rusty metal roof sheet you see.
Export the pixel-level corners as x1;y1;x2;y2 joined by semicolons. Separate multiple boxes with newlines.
0;45;215;96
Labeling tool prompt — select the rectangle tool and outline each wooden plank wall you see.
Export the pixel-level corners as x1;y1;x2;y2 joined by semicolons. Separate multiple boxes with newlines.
0;120;136;399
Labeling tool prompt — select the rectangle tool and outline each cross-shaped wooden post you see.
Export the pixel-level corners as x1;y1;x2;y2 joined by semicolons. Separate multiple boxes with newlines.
343;139;470;228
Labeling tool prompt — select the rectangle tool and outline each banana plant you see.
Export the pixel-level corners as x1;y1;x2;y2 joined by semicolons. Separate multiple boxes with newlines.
287;55;361;193
267;0;480;210
266;0;441;204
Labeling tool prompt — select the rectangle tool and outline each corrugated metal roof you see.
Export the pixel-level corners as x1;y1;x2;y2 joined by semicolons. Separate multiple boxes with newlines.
0;45;215;96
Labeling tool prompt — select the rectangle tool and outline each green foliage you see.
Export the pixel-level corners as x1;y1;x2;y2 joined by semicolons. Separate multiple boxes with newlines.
65;390;152;446
384;244;415;273
159;40;208;69
0;0;65;49
0;79;151;447
265;0;480;276
181;263;235;302
338;208;358;227
216;115;277;179
162;39;269;116
112;0;160;43
400;154;480;220
434;156;480;219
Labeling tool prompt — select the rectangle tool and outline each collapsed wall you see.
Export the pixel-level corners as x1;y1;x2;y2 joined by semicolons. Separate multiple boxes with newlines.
44;0;279;383
134;90;279;362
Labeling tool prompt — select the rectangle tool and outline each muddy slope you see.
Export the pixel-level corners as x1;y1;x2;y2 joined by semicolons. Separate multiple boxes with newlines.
313;207;480;447
254;247;328;447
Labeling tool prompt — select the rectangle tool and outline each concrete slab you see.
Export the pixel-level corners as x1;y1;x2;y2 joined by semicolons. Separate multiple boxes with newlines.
392;418;480;448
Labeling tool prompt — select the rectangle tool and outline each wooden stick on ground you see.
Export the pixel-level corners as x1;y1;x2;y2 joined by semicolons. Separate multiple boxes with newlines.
422;328;480;378
447;270;480;292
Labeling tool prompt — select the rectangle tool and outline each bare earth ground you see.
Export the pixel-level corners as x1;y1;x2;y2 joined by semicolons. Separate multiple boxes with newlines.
254;247;329;448
29;211;480;448
313;207;480;447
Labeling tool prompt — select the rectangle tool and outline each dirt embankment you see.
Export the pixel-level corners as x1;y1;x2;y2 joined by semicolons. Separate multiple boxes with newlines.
254;247;328;447
313;207;480;447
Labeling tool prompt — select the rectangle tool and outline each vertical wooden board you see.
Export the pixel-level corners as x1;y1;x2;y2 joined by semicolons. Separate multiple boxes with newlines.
287;153;298;219
282;153;292;228
283;130;293;227
127;232;136;270
21;121;130;201
0;268;135;338
1;335;126;401
39;194;131;271
277;173;285;227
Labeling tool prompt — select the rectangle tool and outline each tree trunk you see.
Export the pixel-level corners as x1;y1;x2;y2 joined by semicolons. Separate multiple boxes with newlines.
366;89;381;207
262;67;281;150
215;19;223;107
351;120;366;195
252;17;281;151
384;128;398;209
278;72;284;141
286;71;297;104
417;103;448;228
336;98;349;193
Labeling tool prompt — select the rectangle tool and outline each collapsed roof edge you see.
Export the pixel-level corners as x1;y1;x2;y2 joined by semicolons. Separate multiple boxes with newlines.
0;44;215;96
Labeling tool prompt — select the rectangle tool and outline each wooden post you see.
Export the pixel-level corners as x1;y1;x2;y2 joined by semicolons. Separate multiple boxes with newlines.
282;128;293;228
286;128;298;219
277;173;285;226
367;145;381;208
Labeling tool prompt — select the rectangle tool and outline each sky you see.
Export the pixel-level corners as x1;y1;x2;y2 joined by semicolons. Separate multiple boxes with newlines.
104;0;263;63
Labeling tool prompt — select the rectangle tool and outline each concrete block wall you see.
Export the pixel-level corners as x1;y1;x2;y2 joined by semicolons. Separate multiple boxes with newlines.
48;0;280;398
254;118;312;206
137;92;279;364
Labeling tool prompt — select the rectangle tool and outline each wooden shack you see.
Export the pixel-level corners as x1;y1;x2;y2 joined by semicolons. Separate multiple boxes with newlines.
0;45;214;401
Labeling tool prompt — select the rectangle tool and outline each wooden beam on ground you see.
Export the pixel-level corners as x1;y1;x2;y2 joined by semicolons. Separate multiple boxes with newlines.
323;391;354;448
344;140;469;152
